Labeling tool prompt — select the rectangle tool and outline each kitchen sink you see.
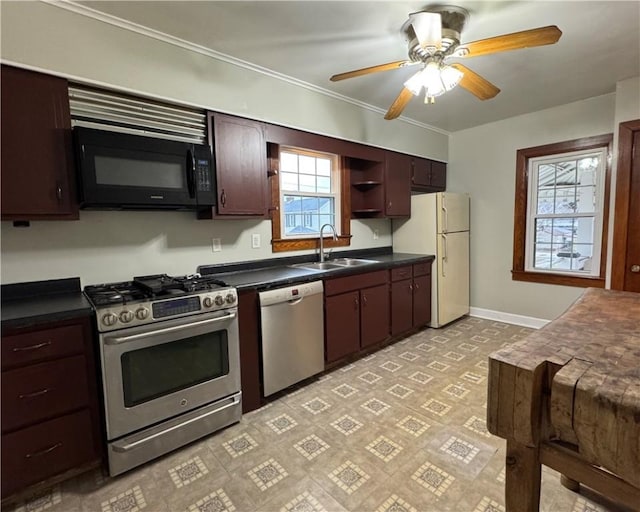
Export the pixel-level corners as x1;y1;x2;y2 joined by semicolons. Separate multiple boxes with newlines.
290;258;378;272
329;258;378;267
290;262;345;271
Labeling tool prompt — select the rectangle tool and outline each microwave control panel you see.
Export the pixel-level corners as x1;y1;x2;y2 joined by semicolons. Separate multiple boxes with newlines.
196;159;212;192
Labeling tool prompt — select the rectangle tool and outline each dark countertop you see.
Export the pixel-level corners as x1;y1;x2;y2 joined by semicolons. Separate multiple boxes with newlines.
1;278;93;330
199;251;434;290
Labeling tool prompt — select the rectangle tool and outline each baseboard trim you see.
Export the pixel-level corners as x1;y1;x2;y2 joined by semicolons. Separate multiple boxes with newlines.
469;307;549;329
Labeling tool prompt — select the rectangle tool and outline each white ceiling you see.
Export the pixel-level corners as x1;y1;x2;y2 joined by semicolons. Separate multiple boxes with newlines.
79;1;640;133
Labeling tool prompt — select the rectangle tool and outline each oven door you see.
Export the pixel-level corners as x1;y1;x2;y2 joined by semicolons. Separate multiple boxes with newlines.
100;308;240;440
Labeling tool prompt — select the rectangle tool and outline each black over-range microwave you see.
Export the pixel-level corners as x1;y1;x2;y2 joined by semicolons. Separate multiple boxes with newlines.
74;127;216;209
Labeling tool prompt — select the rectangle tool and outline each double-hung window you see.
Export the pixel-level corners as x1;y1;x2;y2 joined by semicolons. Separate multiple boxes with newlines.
512;135;612;287
270;145;349;252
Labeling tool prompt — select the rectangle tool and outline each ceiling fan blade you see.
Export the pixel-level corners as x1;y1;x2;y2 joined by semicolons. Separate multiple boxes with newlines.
451;64;500;100
330;60;415;82
458;25;562;58
384;87;414;120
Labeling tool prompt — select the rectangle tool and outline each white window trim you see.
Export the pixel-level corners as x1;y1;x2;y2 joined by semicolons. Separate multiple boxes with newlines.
278;146;341;240
524;147;607;277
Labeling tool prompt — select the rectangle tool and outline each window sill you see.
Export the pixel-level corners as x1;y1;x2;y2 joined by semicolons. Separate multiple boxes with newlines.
272;235;351;253
511;269;605;288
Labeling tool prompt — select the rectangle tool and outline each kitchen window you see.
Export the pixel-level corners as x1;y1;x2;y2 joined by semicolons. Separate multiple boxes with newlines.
512;134;612;287
270;145;350;252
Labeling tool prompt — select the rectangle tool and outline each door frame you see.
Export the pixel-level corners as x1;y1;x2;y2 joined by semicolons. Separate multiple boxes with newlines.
611;119;640;290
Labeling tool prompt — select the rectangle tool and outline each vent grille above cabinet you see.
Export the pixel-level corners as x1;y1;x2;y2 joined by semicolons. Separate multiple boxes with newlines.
69;85;206;144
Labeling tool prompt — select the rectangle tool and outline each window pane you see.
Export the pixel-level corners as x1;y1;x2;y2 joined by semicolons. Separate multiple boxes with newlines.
555;161;577;185
319;213;334;227
317;158;331;176
317;176;331;193
299;174;316;192
575;185;596;213
283;195;302;213
554;186;576;213
281;172;298;191
301;196;319;212
534;244;552;269
536;188;554;214
535;219;552;244
538;164;555;187
281;152;298;173
299;155;316;175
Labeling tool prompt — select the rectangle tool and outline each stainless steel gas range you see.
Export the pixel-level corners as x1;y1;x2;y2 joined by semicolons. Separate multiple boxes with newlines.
84;274;241;476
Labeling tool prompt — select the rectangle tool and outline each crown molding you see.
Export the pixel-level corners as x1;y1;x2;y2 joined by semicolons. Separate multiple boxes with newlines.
41;0;450;137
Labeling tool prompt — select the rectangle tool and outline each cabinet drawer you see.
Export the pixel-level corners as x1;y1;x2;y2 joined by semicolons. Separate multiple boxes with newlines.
390;266;412;282
1;409;96;498
2;355;89;433
413;261;432;277
1;324;84;369
324;270;388;296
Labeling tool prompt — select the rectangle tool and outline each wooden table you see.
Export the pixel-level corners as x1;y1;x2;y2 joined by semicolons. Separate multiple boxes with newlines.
487;288;640;511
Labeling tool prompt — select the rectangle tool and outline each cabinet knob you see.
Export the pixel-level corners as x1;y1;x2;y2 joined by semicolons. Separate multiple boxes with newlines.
362;294;368;306
220;189;227;207
354;298;359;309
56;182;63;201
414;282;419;290
631;264;640;273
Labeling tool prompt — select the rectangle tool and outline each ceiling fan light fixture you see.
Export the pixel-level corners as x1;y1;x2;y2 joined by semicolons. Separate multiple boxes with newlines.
420;61;463;102
404;67;426;96
410;12;442;52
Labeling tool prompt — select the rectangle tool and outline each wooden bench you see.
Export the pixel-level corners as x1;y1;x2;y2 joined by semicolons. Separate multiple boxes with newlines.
487;288;640;511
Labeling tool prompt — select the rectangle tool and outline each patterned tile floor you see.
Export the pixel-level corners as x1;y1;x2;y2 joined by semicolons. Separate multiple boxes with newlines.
8;317;635;512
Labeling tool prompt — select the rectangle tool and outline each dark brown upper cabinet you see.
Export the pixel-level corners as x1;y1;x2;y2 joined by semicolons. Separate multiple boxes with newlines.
206;113;268;217
384;151;412;217
1;65;78;221
412;157;447;192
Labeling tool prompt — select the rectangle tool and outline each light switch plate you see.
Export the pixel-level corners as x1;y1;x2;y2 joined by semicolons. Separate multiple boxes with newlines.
251;233;261;249
212;238;222;252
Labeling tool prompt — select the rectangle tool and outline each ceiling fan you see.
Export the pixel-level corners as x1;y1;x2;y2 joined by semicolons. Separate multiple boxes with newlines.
329;6;562;120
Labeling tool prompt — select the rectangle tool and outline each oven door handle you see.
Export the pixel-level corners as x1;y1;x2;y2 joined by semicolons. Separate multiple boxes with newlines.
111;394;241;453
104;312;237;345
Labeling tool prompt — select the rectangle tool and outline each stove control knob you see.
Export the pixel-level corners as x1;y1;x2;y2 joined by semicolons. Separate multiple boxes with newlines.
225;293;236;304
214;295;225;307
119;310;134;323
135;307;149;320
203;296;214;308
102;312;118;327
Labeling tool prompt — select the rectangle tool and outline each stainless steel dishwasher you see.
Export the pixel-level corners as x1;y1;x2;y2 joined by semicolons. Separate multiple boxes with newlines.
259;281;324;396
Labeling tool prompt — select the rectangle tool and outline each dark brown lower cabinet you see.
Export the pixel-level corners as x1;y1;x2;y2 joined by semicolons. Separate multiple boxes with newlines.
324;270;390;364
390;262;432;337
325;290;360;362
237;290;262;413
1;316;102;501
360;284;390;348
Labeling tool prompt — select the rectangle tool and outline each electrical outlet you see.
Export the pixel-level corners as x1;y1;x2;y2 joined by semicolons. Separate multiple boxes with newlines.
251;233;261;249
373;229;379;240
212;238;222;252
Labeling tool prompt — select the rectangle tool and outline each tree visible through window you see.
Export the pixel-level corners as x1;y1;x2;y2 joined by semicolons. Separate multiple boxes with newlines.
512;135;612;287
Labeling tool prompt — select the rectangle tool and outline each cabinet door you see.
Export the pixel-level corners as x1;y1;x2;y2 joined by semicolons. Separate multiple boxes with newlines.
325;291;360;363
391;280;413;336
360;284;390;348
211;113;267;215
412;274;432;327
430;161;447;190
384;151;411;217
1;66;77;220
412;158;432;188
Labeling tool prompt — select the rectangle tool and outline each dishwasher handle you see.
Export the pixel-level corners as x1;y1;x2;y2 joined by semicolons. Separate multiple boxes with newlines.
259;281;324;307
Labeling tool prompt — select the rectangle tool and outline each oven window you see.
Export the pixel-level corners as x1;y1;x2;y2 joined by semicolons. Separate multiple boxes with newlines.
121;331;229;407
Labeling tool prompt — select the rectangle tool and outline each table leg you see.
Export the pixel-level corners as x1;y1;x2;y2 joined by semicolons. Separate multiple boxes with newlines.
505;440;541;512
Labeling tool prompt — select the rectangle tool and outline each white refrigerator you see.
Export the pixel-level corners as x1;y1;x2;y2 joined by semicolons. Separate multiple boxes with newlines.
392;192;470;328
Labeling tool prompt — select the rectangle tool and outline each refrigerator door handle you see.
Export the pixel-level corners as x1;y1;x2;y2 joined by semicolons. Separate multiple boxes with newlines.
441;195;448;233
442;234;447;277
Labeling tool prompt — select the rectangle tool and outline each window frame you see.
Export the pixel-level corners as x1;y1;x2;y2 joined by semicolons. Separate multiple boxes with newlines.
269;143;351;253
512;134;612;287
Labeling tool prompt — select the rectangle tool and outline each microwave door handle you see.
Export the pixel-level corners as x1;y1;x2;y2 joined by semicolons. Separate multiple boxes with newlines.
186;148;196;199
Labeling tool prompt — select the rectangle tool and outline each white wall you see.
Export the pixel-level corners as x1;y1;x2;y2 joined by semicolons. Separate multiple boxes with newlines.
0;1;447;286
448;94;617;321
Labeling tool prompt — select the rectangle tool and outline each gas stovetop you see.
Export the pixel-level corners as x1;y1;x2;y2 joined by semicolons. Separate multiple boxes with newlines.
85;274;237;332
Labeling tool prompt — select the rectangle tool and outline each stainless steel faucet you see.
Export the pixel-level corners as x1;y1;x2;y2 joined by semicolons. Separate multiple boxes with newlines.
319;223;338;262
